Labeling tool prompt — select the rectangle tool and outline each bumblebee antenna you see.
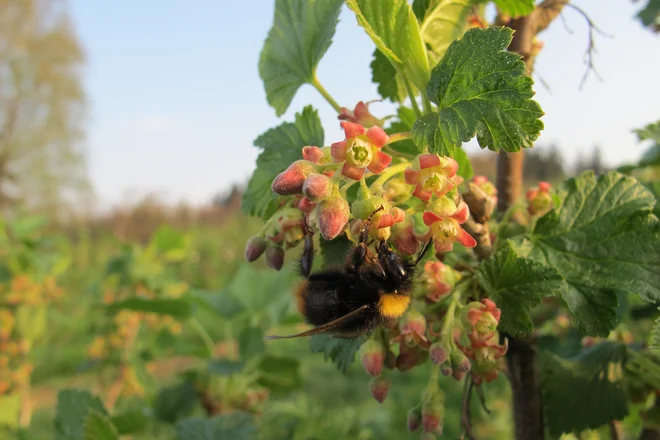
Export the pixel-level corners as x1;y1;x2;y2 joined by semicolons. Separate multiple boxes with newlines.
264;305;370;340
407;238;433;267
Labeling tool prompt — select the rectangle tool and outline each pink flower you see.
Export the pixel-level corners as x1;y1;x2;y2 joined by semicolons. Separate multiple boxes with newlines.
331;122;392;180
420;261;458;302
338;101;382;128
392;309;428;347
465;298;501;346
422;197;477;253
404;154;458;202
460;339;507;385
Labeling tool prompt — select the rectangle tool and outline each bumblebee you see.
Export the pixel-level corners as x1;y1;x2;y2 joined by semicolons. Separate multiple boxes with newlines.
265;207;431;340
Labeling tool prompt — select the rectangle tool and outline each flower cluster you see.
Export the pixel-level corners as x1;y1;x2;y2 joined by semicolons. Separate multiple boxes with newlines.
526;181;553;216
460;299;507;385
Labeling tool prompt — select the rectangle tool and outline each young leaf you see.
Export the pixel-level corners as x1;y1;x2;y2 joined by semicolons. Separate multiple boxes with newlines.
477;243;564;335
385;106;425;156
370;49;406;103
54;389;109;440
176;413;256;440
541;342;629;437
633;120;660;143
243;106;324;219
110;409;149;435
259;0;344;115
106;297;193;319
84;409;119;440
636;0;660;32
413;0;474;66
412;27;544;156
256;356;302;395
527;171;660;336
310;334;367;374
208;359;246;375
346;0;431;92
492;0;535;18
153;381;198;423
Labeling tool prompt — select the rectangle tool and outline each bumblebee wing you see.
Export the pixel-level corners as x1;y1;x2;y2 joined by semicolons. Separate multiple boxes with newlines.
264;304;370;340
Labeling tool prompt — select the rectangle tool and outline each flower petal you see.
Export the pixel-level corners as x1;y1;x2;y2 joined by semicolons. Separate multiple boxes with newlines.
433;239;454;253
367;151;392;174
302;146;324;163
331;141;347;162
341;121;365;138
391;207;405;223
338;107;357;122
443;157;459;177
298;197;316;213
539;182;551;192
451;202;470;224
418;153;442;169
341;163;365;180
412;185;432;202
457;227;477;248
526;188;538;201
378;213;396;228
404;167;419;185
365;126;389;147
423;211;442;226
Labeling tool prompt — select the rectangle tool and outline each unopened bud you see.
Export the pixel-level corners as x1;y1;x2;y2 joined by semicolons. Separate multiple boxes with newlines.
429;342;450;366
369;376;389;403
407;405;422;432
317;195;350;240
390;223;420;256
244;236;267;262
271;160;318;195
383;177;412;204
359;340;385;377
298;197;316;213
422;388;445;433
265;246;284;271
303;173;333;202
450;350;471;374
440;363;453;377
399;309;427;337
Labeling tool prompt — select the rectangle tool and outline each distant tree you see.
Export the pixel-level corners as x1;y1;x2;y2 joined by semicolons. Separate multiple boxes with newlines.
523;144;565;183
589;145;605;175
0;0;89;217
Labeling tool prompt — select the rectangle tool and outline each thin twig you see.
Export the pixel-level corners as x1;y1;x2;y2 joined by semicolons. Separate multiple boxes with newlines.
461;375;475;440
559;11;574;34
564;3;613;90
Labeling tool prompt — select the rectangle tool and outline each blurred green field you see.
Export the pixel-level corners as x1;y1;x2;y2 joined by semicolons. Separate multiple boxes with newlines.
0;209;521;440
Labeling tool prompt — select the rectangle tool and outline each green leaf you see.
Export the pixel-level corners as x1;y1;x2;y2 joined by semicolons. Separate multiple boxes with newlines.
208;359;246;375
414;0;474;66
188;289;245;319
256;356;302;395
239;326;265;360
636;0;660;31
370;49;406;102
477;243;564;335
176;412;256;440
259;0;344;115
110;409;149;435
83;409;119;440
320;234;353;267
310;334;367;374
106;297;192;320
412;27;544;156
651;310;660;354
0;393;20;428
242;106;324;219
346;0;431;92
15;305;47;342
153;381;198;423
54;389;109;440
634;120;660;143
493;0;535;18
453;147;473;180
526;171;660;336
385;107;424;156
541;342;629;437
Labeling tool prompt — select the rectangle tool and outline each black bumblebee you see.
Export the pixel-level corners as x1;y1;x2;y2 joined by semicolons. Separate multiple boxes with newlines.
265;207;431;340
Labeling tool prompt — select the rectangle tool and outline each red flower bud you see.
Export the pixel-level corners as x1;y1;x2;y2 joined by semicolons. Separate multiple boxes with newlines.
303;173;333;202
429;342;450;366
298;197;316;213
265;246;284;271
392;309;427;346
396;343;425;372
526;181;553;216
359;340;385;377
369;376;389;403
271;160;318;195
439;363;453;377
316;195;350;240
244;236;267;262
390;222;420;256
450;350;472;374
407;405;422;432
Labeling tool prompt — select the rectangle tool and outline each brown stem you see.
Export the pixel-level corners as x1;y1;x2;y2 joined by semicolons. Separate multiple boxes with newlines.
462;217;492;260
461;375;475;440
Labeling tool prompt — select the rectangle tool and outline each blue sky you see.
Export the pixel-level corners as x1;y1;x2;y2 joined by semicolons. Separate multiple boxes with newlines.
68;1;660;209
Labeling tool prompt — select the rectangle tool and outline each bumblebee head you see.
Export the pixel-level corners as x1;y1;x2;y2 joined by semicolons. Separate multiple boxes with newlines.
377;240;411;283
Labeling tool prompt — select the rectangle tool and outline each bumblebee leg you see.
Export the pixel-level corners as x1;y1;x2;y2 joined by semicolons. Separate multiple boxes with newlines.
299;224;315;279
358;205;385;243
408;238;433;267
